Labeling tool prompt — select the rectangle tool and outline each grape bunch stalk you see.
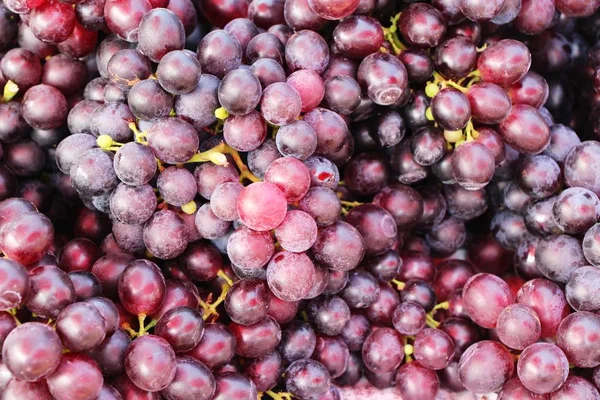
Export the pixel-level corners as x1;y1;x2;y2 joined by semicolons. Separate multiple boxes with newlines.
0;0;599;399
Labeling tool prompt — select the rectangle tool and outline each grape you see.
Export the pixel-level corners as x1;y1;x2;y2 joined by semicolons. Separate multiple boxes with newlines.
227;226;274;270
478;39;531;87
413;328;455;370
29;0;76;44
543;124;580;164
56;302;107;352
307;0;358;20
396;362;439;400
556;0;600;16
247;139;281;179
496;303;541;350
174;74;220;131
125;334;177;392
90;103;135;142
274;210;317;252
2;322;62;382
553;188;600;234
517;278;570;338
87;329;130;377
210;182;243;222
550;376;600;399
279;320;317;364
46;353;104;400
156;51;201;95
260;82;302;126
297;187;341;227
344;153;389;196
137;9;185;63
104;0;151;42
514;0;555;35
392;301;426;336
1;211;54;266
267;251;315;302
109;183;157;225
312;335;349;379
324;76;362;115
246;32;285;65
230;315;281;358
340;313;370;352
308;296;351;336
583;224;600;266
21;84;68;130
144;210;189;259
467;82;512;124
150;279;200;322
0;49;41;91
410;126;445;166
107;49;152;90
333;16;383;59
434;36;476;81
224;18;259;51
1;379;52;400
357;53;408;106
118;259;166;316
345;204;397;256
459;0;504;21
507;71;549;108
250;58;286;89
556;311;600;368
303;109;348;157
194;162;239;200
155;306;204;354
565;266;600;312
458;340;515;394
223;111;266;152
536;234;587;284
147;118;199;164
161;356;216;400
312;221;365;271
426;216;467;256
0;258;28;311
186;323;235;369
498;376;546;399
84;297;119;335
276;120;317;160
224;279;269;326
373;183;423;230
517;343;569;395
491;210;529;251
127;79;174;121
516;155;562;198
285;360;331;400
445;184;488;221
212;372;258;400
0;102;31;144
284;0;325;30
237;182;287;231
362;327;403;373
194;203;231;240
462;273;513;328
431;88;471;131
398;3;447;48
218;69;262;116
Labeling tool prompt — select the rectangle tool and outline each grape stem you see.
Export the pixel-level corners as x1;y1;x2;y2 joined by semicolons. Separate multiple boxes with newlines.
382;12;406;55
137;314;158;336
200;271;234;321
425;314;440;328
1;81;18;103
96;135;125;152
403;336;414;362
128;122;148;145
391;279;406;290
259;391;293;400
432;301;449;311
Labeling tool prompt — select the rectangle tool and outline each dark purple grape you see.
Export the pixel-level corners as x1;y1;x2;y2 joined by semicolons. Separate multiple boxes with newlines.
536;234;587;284
458;341;515;394
285;359;331;399
478;39;531;87
218;68;262;116
137;8;185;63
435;36;477;80
143;210;189;260
106;49;152;90
357;53;408;106
332;15;383;59
398;3;447;48
431;88;471;131
553;188;600;234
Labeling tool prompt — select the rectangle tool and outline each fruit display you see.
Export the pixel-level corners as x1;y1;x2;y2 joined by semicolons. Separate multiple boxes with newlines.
0;0;600;399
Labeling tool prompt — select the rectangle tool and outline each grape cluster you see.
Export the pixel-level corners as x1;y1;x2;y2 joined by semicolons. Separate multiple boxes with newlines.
0;0;598;399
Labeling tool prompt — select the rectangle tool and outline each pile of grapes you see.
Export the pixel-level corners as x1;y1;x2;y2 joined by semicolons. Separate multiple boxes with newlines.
1;0;600;398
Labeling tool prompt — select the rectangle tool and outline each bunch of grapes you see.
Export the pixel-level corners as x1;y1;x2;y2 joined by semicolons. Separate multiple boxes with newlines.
0;0;599;399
